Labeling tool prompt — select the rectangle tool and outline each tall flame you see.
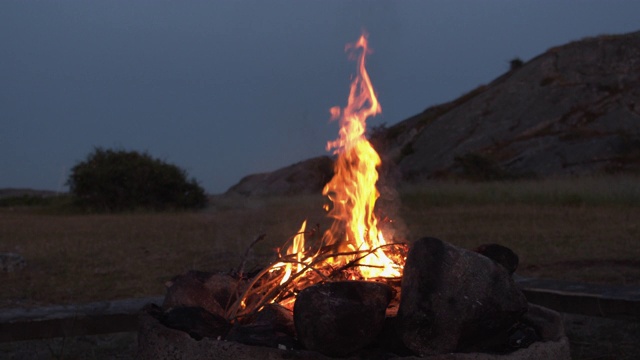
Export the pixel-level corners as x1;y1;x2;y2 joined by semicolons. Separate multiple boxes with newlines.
229;33;404;320
321;33;401;279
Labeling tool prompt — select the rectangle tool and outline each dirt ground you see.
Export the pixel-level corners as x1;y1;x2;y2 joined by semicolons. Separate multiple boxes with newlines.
1;313;638;360
563;313;640;360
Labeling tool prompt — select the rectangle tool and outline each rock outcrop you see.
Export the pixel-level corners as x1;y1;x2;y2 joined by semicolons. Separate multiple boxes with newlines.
227;31;640;196
389;31;640;181
225;156;333;196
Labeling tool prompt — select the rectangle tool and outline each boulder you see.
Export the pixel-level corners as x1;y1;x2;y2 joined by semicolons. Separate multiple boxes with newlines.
138;303;570;360
294;280;394;357
397;237;528;356
163;270;241;317
474;243;519;275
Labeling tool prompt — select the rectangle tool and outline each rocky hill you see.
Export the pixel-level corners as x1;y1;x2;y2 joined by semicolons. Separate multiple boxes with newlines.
227;31;640;196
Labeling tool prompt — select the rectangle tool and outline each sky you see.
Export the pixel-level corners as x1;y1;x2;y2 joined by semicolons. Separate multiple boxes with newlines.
2;1;640;194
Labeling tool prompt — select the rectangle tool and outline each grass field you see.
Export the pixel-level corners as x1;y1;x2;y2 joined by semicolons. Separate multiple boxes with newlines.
1;175;639;308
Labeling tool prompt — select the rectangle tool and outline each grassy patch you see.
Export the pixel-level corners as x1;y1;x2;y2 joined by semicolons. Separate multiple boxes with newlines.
399;175;640;207
1;176;639;307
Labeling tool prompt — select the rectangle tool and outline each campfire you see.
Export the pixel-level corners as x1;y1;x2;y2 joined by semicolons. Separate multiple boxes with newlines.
138;33;570;359
225;33;406;322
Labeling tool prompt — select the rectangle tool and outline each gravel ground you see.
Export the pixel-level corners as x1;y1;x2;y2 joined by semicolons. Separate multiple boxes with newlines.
1;314;638;360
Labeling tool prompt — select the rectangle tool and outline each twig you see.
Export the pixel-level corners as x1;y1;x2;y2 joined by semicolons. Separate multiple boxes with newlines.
225;234;266;315
236;233;266;277
225;232;406;321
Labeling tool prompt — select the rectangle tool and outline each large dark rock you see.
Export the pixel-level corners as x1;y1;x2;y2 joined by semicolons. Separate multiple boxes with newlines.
474;243;519;275
294;280;394;357
397;237;528;356
155;305;231;340
226;304;298;350
163;271;241;318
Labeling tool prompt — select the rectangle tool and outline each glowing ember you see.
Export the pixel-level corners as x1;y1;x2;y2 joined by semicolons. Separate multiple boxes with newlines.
227;32;405;320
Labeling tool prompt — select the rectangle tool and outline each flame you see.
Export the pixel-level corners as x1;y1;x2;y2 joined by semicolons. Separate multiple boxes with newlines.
278;220;307;285
228;32;404;320
321;33;401;279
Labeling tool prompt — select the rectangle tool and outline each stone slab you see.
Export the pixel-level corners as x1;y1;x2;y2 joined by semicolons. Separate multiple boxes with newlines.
515;276;640;320
1;276;639;342
0;296;163;342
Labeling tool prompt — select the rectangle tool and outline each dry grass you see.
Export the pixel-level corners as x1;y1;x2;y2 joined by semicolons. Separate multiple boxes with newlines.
1;176;639;307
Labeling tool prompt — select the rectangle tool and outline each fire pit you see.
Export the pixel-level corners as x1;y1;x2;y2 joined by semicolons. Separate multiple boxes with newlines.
138;33;570;359
139;304;568;359
137;238;570;359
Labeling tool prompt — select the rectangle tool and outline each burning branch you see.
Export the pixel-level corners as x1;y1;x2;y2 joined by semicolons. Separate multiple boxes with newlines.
224;233;406;322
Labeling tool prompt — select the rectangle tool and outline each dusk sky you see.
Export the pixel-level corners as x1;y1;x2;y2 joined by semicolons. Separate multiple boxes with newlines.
2;1;640;194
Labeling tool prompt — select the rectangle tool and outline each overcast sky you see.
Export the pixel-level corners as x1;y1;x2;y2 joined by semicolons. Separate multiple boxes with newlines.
2;1;640;194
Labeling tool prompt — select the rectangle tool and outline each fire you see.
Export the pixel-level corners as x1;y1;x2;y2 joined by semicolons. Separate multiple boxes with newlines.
228;32;405;320
321;33;401;279
277;220;308;285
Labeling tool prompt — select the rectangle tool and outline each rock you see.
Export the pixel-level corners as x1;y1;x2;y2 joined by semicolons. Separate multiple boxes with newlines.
397;237;528;356
293;280;394;357
138;302;570;360
0;252;26;272
394;31;640;181
225;156;334;196
225;31;640;196
155;305;231;340
252;303;296;337
163;270;242;317
474;243;519;274
226;304;298;349
138;307;353;360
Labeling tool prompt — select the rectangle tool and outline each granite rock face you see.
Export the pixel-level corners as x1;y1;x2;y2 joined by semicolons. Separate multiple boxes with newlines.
225;156;333;196
385;31;640;181
225;31;640;196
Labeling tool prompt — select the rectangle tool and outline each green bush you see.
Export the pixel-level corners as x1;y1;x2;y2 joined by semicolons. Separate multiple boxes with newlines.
67;148;207;212
509;57;524;70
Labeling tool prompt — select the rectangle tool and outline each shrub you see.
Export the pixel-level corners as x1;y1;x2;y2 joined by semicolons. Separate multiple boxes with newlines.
509;57;524;70
67;148;207;211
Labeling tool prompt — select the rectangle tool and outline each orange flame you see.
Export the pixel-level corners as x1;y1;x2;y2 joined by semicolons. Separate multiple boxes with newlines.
278;220;307;285
320;32;401;279
229;33;404;319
